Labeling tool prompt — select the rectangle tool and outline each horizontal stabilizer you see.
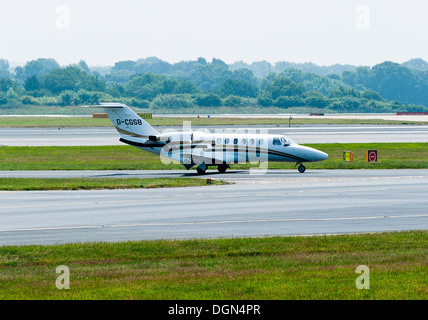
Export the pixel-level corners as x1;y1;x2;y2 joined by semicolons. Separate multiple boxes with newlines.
85;102;126;108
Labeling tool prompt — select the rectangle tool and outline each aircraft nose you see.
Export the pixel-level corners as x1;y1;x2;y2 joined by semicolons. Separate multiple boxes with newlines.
299;146;328;162
315;150;328;162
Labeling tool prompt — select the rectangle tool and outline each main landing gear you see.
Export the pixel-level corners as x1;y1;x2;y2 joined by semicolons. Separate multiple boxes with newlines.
297;163;306;173
196;164;229;174
217;164;229;173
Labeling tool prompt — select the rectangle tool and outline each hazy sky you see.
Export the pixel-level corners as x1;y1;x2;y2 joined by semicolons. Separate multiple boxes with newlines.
1;0;427;67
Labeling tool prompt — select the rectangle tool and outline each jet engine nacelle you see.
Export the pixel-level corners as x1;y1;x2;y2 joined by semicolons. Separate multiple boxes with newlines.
148;131;194;144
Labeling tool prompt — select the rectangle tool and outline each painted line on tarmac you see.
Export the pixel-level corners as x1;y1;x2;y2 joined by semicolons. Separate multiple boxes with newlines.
3;214;426;233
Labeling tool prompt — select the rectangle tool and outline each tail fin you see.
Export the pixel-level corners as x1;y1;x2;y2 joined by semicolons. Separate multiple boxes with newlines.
87;102;159;138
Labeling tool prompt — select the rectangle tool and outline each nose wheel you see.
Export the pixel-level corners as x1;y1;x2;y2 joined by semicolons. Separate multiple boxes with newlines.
196;167;207;174
196;164;207;175
298;164;306;173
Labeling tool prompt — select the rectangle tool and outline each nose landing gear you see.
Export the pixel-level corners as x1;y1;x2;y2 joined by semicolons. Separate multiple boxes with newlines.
297;163;306;173
196;163;207;175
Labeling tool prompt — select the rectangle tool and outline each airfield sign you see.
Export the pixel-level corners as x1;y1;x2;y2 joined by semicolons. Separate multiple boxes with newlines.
366;150;378;163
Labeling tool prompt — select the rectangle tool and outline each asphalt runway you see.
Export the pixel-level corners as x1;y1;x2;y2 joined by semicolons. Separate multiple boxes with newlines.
1;169;427;246
1;124;428;146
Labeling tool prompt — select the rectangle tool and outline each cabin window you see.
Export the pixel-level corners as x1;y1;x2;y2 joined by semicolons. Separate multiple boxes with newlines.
241;139;247;145
280;137;289;146
217;138;222;145
273;137;282;145
249;139;255;145
258;139;264;145
224;138;230;144
233;138;238;145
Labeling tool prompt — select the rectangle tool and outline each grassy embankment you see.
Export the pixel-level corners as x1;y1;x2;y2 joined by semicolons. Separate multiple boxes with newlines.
1;143;427;171
0;231;426;299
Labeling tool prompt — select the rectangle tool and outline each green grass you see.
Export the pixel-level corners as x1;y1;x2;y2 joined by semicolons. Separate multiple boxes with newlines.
147;117;428;127
0;116;112;127
0;177;226;191
0;231;426;299
0;116;427;127
1;143;428;170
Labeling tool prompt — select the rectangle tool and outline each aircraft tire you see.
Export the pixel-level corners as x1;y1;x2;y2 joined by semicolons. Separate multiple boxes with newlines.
217;165;227;173
298;164;306;173
196;167;206;175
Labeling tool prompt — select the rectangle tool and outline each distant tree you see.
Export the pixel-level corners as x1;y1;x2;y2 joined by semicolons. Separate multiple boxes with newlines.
194;93;222;107
264;76;305;100
0;59;11;79
257;95;274;107
402;58;428;71
197;57;207;65
212;58;228;69
223;95;242;106
175;80;200;94
0;92;7;105
249;61;272;78
274;96;305;108
219;79;259;98
24;76;41;91
231;68;257;85
16;58;60;80
58;90;78;106
0;59;9;71
150;94;196;109
134;59;172;75
129;98;150;109
112;60;136;72
326;74;340;80
0;78;14;92
42;66;105;94
304;96;329;108
75;89;104;105
14;66;24;80
106;83;125;97
21;95;40;105
124;73;198;100
188;64;232;91
329;86;361;98
342;62;428;106
328;97;361;112
170;59;206;76
78;60;90;73
362;90;384;101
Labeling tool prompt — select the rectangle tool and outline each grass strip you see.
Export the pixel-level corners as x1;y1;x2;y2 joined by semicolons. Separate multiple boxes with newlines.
0;177;226;191
0;231;426;299
0;116;427;127
1;143;428;170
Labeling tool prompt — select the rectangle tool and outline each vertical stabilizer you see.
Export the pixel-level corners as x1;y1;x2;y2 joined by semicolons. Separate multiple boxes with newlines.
88;102;159;138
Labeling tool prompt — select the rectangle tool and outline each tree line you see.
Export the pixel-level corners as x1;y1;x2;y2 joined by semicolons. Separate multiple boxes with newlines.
0;57;427;112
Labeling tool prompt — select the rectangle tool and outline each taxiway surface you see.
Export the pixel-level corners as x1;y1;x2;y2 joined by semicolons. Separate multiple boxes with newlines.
1;169;427;246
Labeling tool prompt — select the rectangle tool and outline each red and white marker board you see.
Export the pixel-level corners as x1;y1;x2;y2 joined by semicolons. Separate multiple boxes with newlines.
366;150;377;162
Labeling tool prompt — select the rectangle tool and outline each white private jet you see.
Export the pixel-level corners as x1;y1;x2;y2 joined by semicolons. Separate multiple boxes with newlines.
87;103;328;174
